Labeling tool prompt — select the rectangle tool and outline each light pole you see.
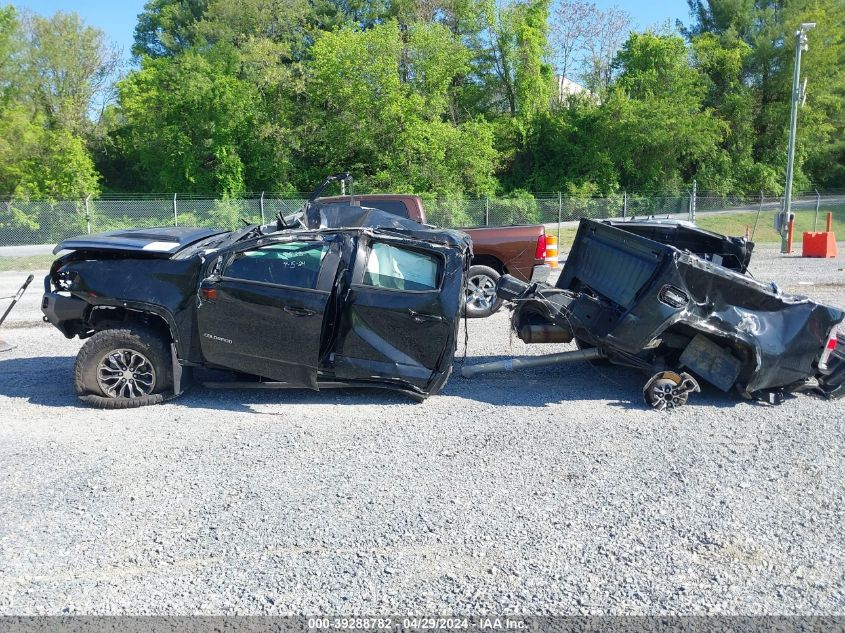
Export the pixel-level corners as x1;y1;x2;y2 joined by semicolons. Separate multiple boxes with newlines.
779;21;816;252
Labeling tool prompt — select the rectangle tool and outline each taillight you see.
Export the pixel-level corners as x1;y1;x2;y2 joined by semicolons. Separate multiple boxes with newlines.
819;326;840;371
535;233;547;260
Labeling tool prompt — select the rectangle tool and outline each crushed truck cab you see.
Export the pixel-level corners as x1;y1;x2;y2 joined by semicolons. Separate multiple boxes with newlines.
42;175;471;408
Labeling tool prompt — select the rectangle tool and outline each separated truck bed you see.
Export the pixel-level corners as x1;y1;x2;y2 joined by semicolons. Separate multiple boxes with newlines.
489;219;845;408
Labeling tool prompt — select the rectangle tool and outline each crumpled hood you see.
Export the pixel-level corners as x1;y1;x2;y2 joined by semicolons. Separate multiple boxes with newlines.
54;227;228;256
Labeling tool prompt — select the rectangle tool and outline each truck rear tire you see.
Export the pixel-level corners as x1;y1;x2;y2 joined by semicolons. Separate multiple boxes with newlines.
74;327;173;409
465;265;504;318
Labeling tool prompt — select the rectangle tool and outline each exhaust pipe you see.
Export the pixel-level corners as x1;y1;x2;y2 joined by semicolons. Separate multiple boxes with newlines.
519;324;573;344
461;348;605;378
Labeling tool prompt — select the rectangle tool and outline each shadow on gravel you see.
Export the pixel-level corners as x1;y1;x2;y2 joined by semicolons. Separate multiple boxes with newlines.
0;358;414;411
0;354;759;412
0;355;83;407
453;355;752;410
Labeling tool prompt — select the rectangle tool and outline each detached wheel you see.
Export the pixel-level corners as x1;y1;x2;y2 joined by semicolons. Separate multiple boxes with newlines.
464;265;503;318
74;327;172;409
643;371;700;411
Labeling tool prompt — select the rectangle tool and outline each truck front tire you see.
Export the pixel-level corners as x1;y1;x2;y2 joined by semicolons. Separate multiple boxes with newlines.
74;327;173;409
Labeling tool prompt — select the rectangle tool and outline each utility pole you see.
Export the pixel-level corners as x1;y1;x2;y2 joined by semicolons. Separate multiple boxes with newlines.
780;22;816;252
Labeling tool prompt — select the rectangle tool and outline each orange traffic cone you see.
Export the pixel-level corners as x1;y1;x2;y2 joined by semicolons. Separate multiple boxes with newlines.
545;235;559;269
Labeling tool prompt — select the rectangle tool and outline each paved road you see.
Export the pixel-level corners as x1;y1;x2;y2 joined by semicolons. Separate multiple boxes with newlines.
0;243;55;257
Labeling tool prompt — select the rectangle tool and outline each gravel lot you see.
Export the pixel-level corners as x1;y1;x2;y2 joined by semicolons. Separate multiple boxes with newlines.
0;244;843;615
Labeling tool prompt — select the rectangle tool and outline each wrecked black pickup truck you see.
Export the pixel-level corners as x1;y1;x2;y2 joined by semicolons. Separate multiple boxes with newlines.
465;218;845;409
41;174;471;408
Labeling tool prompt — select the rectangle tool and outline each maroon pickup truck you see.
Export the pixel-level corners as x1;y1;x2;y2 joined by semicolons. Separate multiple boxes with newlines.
320;194;550;317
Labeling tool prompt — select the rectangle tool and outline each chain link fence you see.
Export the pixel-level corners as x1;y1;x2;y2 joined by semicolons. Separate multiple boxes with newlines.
1;189;843;249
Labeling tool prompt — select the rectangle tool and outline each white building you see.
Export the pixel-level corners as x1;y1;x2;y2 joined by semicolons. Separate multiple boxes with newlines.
555;75;592;102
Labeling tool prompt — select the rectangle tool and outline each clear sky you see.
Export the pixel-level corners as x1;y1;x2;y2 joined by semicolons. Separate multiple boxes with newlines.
13;0;694;60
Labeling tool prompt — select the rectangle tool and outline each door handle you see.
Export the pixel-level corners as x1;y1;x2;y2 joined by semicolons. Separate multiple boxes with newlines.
408;309;444;323
284;306;316;317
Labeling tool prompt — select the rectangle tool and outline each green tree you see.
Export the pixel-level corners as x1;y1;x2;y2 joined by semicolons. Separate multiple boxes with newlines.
686;0;845;190
133;0;345;58
0;5;20;103
483;0;553;118
504;32;726;194
0;6;100;201
301;21;497;195
133;0;209;58
110;45;294;195
22;10;121;138
602;33;726;191
513;0;552;118
690;32;759;191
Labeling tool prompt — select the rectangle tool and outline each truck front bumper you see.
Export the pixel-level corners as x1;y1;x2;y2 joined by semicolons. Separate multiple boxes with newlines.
41;289;87;335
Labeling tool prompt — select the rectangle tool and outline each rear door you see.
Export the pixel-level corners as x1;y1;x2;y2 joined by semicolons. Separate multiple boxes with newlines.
197;238;340;387
333;237;454;392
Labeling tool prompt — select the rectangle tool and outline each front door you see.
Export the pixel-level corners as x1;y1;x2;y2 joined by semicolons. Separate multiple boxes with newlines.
197;238;340;388
333;238;455;392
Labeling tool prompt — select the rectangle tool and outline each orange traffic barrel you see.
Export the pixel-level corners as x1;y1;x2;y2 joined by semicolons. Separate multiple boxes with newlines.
546;235;559;268
802;211;838;258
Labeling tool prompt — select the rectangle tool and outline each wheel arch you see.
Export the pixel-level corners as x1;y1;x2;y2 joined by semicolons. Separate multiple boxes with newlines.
87;303;180;355
470;254;507;275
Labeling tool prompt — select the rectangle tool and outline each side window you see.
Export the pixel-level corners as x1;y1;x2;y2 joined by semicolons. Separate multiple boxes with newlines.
363;242;440;291
225;241;329;289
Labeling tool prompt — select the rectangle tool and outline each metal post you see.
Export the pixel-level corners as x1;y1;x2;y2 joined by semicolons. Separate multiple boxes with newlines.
786;216;795;254
84;194;92;234
173;193;178;226
557;192;562;246
690;179;697;223
813;188;821;231
622;190;627;219
751;191;764;241
260;191;265;225
485;197;489;226
781;23;816;252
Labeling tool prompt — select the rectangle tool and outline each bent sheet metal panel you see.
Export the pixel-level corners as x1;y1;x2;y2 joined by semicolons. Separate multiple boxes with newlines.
537;219;845;395
331;230;470;395
677;257;844;392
